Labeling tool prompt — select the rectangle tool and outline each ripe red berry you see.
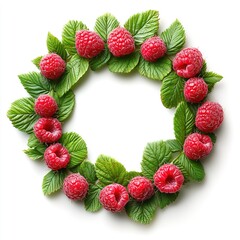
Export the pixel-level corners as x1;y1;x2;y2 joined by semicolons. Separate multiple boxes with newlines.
173;48;203;78
127;176;154;201
154;164;184;193
44;143;70;170
99;183;129;212
107;27;135;57
184;77;208;103
33;118;62;143
34;94;58;117
75;30;105;58
40;53;66;80
195;101;224;133
63;174;89;200
184;133;213;160
140;36;167;62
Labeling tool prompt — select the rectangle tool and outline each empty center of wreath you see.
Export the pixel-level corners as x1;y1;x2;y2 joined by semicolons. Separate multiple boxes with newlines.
71;71;173;166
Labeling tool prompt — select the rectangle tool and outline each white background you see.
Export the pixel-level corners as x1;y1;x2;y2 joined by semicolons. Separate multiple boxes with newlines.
0;0;239;239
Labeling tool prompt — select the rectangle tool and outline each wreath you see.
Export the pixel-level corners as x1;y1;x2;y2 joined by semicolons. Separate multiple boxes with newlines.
7;10;224;224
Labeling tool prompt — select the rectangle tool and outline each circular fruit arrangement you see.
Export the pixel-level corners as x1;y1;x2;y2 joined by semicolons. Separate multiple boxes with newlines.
7;10;224;224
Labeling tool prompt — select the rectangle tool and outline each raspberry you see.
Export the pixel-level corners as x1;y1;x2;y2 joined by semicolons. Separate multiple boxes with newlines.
63;173;89;200
127;176;154;201
40;53;66;80
183;133;213;160
184;77;208;103
34;94;58;117
140;36;167;62
99;183;129;212
44;143;70;170
173;48;203;78
107;27;135;57
195;101;224;133
75;30;105;58
33;118;62;143
154;164;184;193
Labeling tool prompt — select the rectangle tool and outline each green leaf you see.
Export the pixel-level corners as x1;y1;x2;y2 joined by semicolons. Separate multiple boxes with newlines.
161;19;185;55
174;102;194;145
108;52;140;73
32;56;42;69
202;72;223;93
28;133;41;148
7;97;38;134
199;60;207;76
125;196;157;224
203;71;223;84
90;47;111;71
79;161;97;184
94;13;119;41
56;90;75;122
62;20;88;55
42;170;67;195
126;171;142;182
95;155;127;186
24;145;46;160
155;191;179;209
208;132;217;144
124;10;159;45
25;134;46;160
84;184;102;212
141;141;172;180
161;71;185;108
165;139;183;153
173;153;205;182
187;102;200;118
202;71;223;93
55;54;89;97
138;56;172;81
60;132;87;168
47;32;68;60
18;72;51;98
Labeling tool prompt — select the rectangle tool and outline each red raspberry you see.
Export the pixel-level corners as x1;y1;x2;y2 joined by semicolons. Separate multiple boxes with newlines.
196;101;224;133
127;176;154;201
75;30;105;58
34;94;58;117
107;27;135;57
140;36;167;62
173;48;203;78
184;77;208;103
63;173;89;200
44;143;70;170
33;118;62;143
40;53;66;80
184;133;213;160
99;183;129;212
154;164;184;193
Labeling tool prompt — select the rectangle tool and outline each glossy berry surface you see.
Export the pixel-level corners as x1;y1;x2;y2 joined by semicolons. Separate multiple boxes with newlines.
184;133;213;160
44;143;70;170
63;174;89;200
40;53;66;80
33;118;62;143
107;27;135;57
154;164;184;193
173;48;203;78
99;183;129;212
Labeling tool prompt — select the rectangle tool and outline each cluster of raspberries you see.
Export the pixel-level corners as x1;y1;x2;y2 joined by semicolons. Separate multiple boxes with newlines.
39;27;169;82
63;163;184;213
172;48;223;160
34;25;223;213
